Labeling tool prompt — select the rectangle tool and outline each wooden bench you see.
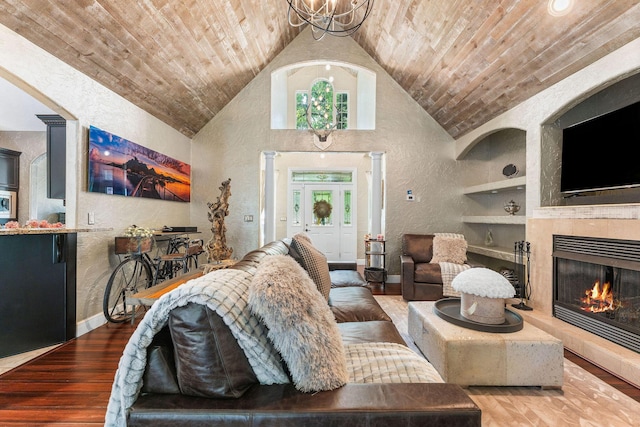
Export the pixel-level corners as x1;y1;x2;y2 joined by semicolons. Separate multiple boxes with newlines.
128;269;206;307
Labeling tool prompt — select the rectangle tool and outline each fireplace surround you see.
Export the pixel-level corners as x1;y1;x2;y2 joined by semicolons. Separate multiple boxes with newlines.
553;235;640;353
523;215;640;388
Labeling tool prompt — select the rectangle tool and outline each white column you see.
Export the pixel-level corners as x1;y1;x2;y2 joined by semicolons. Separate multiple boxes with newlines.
370;152;383;236
263;151;276;244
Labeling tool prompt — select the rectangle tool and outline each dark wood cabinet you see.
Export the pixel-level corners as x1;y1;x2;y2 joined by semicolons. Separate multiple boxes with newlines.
37;114;67;200
0;233;76;357
0;147;21;190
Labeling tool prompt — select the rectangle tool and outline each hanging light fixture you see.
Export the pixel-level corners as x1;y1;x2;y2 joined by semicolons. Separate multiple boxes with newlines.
287;0;375;40
306;101;336;142
306;77;337;144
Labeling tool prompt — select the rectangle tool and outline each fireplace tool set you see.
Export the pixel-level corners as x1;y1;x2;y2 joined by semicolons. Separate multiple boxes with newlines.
511;240;533;311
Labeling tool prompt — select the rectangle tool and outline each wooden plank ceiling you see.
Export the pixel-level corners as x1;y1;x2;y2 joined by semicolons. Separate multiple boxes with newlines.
1;1;639;138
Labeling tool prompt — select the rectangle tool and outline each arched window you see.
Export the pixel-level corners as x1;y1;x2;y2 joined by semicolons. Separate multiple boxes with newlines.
296;79;348;131
271;61;375;130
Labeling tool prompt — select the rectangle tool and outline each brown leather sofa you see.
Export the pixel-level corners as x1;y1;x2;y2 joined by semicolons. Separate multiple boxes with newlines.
400;234;473;301
123;239;481;426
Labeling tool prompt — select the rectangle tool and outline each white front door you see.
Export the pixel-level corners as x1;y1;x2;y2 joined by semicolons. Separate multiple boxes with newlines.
287;181;356;262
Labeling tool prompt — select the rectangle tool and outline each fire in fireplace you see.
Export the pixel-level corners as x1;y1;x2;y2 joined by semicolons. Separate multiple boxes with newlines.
553;235;640;353
581;280;620;313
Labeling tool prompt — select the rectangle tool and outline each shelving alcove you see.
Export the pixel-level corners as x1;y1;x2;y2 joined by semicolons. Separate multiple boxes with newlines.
458;128;527;269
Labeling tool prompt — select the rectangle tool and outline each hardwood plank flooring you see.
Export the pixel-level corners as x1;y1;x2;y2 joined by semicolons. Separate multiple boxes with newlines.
0;320;139;426
1;289;639;426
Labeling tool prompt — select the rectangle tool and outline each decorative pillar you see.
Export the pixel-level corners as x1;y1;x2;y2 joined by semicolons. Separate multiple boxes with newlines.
370;152;383;236
263;151;276;244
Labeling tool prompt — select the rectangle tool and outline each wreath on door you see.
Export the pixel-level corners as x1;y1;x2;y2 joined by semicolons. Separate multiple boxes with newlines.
313;200;332;223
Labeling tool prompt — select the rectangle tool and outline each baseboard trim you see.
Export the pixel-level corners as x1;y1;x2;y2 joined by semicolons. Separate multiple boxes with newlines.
76;313;107;337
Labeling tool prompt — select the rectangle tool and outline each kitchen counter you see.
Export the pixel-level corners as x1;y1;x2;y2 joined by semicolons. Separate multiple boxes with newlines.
0;227;112;235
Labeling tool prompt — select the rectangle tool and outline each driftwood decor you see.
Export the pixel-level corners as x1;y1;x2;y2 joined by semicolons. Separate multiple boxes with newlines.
206;178;233;262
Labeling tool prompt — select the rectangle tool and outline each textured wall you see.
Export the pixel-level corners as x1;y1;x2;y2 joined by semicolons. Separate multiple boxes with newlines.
0;24;192;323
191;27;463;274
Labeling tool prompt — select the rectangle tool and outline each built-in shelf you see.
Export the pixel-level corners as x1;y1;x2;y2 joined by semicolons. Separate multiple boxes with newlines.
462;215;526;225
463;176;526;195
467;244;523;264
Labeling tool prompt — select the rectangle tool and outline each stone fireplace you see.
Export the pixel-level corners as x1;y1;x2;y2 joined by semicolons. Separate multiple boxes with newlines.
523;212;640;388
552;235;640;353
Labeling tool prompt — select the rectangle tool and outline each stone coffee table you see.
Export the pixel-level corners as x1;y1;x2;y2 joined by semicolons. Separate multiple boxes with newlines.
408;301;564;388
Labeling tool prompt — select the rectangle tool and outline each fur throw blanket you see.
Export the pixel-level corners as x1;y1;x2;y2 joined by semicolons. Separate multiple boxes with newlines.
104;268;289;427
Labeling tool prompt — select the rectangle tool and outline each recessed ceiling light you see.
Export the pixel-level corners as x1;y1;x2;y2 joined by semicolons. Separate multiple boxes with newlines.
548;0;573;16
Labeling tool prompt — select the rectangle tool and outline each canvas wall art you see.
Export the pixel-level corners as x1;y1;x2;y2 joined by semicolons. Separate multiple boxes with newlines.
88;125;191;202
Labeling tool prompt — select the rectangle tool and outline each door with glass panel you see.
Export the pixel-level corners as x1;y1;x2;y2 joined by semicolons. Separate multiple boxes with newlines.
287;171;356;262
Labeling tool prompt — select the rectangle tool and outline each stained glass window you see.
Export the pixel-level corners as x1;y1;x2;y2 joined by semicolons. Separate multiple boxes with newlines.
343;190;352;225
291;171;352;183
292;190;301;225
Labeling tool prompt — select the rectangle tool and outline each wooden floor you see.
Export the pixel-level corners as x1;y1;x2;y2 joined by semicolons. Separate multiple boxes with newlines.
0;320;139;426
1;289;639;426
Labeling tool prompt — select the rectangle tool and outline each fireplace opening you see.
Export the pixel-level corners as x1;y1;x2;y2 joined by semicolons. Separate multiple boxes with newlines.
553;235;640;353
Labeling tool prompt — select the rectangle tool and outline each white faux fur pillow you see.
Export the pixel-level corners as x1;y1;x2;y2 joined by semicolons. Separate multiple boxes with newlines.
248;254;348;392
430;235;468;264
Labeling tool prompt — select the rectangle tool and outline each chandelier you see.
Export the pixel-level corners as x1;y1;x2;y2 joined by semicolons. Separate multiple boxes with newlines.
306;104;336;142
287;0;375;40
305;79;336;144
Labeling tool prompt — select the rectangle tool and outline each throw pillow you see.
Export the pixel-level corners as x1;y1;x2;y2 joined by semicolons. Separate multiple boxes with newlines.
249;254;348;393
430;235;468;264
290;233;332;300
169;303;258;398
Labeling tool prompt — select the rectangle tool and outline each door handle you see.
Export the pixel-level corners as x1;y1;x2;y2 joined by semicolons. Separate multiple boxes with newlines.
53;234;66;263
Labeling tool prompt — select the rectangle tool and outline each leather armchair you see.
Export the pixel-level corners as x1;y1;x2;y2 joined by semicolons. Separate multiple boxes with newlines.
401;234;447;301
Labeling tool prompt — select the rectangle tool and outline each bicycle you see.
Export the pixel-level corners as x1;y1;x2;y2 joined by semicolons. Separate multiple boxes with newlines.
103;233;203;323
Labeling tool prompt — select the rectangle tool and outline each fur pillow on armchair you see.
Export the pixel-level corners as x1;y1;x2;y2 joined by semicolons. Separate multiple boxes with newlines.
430;235;468;264
248;254;348;393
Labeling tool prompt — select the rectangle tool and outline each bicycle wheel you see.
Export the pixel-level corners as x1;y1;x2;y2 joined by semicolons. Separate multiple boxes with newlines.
103;257;153;323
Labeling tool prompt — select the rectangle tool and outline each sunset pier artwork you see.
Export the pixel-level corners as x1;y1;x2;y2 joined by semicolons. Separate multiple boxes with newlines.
88;125;191;202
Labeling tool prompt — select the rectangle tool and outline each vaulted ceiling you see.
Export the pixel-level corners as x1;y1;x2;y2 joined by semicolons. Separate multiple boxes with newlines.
1;1;639;138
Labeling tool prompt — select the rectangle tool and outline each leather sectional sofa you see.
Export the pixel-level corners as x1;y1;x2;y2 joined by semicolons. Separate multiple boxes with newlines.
107;238;481;426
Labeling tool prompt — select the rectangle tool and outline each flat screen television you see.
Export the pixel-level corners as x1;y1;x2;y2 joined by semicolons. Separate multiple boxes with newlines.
560;100;640;194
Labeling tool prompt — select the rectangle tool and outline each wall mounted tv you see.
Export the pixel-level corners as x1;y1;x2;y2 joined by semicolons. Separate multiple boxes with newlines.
561;100;640;194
